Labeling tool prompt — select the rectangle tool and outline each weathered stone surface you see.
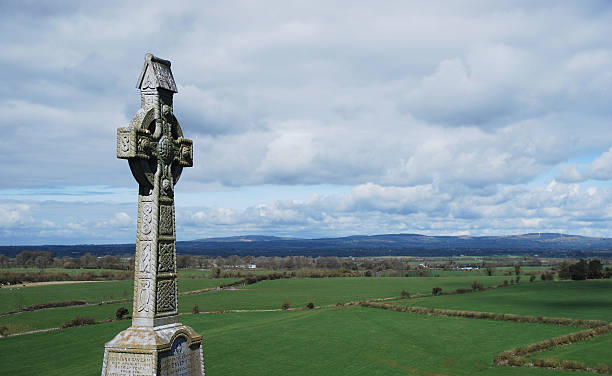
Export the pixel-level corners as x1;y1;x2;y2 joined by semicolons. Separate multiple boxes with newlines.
102;53;205;376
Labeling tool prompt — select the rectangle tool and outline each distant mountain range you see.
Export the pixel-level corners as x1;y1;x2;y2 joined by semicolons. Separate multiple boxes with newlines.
1;233;612;258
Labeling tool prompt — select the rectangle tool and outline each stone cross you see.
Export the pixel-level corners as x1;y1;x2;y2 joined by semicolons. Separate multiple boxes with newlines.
102;53;205;376
117;53;193;327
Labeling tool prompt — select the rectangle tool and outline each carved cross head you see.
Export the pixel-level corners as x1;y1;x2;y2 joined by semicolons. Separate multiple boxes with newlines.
116;54;193;192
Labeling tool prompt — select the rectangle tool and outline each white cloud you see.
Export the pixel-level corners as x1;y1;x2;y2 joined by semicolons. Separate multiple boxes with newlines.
2;1;612;243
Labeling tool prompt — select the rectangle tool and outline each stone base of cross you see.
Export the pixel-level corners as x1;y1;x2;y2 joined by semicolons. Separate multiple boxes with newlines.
101;54;204;376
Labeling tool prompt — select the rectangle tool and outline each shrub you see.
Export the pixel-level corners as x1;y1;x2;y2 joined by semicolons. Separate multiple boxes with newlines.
192;304;200;314
306;302;314;309
503;280;508;286
471;281;483;290
282;301;290;310
515;276;521;283
115;307;129;319
24;300;87;312
0;326;7;336
529;274;535;282
432;287;442;296
401;289;410;298
541;272;555;281
336;302;344;306
62;316;96;328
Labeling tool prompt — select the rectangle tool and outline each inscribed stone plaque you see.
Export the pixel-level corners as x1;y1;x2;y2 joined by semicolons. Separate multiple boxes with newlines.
158;337;203;376
105;352;155;376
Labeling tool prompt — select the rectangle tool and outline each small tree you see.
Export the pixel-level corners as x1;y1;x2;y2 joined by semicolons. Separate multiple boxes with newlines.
401;289;410;298
306;302;314;309
0;326;8;336
587;259;603;279
514;263;521;276
432;287;442;296
192;305;200;314
570;259;588;280
282;301;290;310
529;274;535;282
115;307;129;319
485;266;496;276
471;281;483;290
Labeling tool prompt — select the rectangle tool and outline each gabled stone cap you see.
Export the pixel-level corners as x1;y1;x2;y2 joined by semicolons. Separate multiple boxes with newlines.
136;53;178;93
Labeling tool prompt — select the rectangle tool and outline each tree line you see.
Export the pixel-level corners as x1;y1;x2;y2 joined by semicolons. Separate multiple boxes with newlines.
558;259;610;280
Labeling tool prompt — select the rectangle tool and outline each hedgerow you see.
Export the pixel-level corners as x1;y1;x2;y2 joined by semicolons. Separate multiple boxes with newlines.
360;301;609;328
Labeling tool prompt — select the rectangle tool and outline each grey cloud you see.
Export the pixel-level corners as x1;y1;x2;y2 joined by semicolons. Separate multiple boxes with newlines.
0;1;611;192
555;145;612;183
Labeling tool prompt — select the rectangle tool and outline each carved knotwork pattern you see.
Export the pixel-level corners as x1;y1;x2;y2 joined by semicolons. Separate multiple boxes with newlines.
156;279;176;313
142;202;153;235
159;205;173;235
158;243;174;272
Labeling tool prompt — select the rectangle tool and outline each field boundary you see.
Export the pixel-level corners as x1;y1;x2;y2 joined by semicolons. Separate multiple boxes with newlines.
493;325;612;375
0;273;291;318
361;300;612;374
359;301;609;328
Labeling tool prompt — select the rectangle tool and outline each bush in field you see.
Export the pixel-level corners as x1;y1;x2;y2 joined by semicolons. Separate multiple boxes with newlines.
62;317;96;328
503;280;508;286
471;281;483;290
432;287;442;296
192;305;200;314
529;274;535;282
0;326;7;336
515;276;520;283
115;307;129;319
401;289;410;298
541;272;554;281
306;302;314;309
282;301;291;310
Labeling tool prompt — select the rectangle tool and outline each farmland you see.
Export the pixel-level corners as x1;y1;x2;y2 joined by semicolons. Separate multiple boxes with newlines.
0;267;610;375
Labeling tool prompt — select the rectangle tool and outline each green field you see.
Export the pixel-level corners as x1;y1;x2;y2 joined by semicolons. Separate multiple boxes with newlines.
0;307;590;376
0;302;129;334
392;280;612;321
1;267;126;275
180;275;513;312
1;275;610;375
0;276;507;334
0;277;240;314
530;332;612;367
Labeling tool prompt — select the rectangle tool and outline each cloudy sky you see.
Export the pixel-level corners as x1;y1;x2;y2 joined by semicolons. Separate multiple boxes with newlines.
1;1;612;245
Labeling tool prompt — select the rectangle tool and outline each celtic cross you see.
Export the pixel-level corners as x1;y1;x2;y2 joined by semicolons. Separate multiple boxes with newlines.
117;53;193;327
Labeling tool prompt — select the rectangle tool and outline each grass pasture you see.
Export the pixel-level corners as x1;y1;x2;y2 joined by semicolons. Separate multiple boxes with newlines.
0;307;590;376
180;275;513;313
530;332;612;367
0;275;508;335
0;277;240;314
0;280;134;313
392;280;612;322
0;274;610;375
